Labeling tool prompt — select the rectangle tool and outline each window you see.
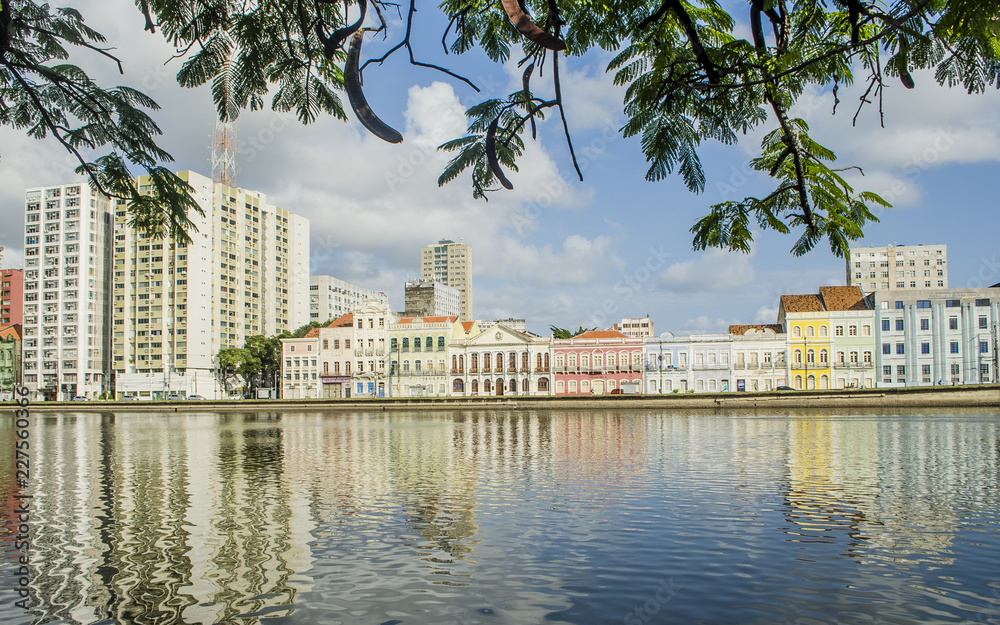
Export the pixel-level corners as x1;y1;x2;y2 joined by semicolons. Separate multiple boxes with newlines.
946;299;960;308
882;343;891;354
981;317;989;329
862;325;870;336
863;351;872;364
920;318;929;331
921;343;930;354
895;319;904;331
981;341;990;354
895;301;904;309
882;320;890;332
883;365;892;376
896;343;904;354
835;325;844;336
975;298;990;307
951;363;960;376
950;342;959;354
897;365;905;376
949;317;958;330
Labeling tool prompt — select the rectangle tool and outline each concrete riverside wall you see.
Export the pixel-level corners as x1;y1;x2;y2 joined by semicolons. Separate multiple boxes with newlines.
22;384;1000;412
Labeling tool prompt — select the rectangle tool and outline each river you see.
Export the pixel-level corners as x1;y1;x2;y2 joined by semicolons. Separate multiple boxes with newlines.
1;408;998;624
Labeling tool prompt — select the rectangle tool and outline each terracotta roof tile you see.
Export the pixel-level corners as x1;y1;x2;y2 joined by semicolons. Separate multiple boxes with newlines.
819;286;870;311
328;313;354;327
728;324;784;335
461;321;476;333
397;316;458;324
575;330;629;340
303;328;320;338
780;294;825;313
0;323;21;340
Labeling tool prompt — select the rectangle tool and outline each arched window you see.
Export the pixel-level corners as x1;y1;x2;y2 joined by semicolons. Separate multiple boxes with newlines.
510;379;517;393
484;379;491;393
544;353;549;368
483;352;490;371
819;349;828;364
459;355;465;371
819;325;828;337
453;379;464;392
452;355;457;371
568;354;576;366
471;379;479;393
413;336;421;351
509;352;516;370
806;349;815;364
426;336;433;351
438;336;445;350
522;352;529;370
807;374;816;389
793;349;802;364
793;326;802;338
496;353;503;370
402;337;409;350
555;380;563;393
568;380;577;393
806;325;815;338
819;374;829;389
793;375;803;390
390;337;398;350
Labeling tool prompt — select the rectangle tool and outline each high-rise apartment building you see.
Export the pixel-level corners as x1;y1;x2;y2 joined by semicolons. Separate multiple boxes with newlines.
112;171;310;398
420;239;472;320
21;183;113;400
1;269;23;326
848;244;948;293
310;275;388;322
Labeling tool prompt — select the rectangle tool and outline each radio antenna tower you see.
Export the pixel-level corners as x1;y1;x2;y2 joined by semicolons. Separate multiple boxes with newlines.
212;118;237;186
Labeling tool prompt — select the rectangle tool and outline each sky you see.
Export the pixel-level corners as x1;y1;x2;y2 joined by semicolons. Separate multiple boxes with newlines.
1;2;999;337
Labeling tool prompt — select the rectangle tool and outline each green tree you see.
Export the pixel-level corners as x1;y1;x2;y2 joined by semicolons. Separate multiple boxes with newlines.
217;346;249;395
243;334;282;394
5;1;999;254
550;325;597;339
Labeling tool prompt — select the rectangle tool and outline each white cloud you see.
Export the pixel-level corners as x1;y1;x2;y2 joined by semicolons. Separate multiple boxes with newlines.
660;249;756;292
683;315;730;333
753;305;778;324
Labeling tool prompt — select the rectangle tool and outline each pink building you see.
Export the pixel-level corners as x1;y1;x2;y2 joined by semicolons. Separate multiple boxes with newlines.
1;269;23;326
552;330;645;395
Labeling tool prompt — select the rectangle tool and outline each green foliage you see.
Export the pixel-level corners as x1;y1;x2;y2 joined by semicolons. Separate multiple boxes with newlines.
5;0;1000;255
550;325;597;338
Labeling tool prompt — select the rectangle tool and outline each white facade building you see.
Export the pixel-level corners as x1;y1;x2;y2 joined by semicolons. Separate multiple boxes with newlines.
849;244;948;293
729;325;788;392
113;171;310;398
420;239;473;319
874;287;1000;386
21;182;112;400
310;275;388;323
454;323;552;396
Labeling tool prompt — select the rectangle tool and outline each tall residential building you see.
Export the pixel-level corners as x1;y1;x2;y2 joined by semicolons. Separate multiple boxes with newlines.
848;244;948;293
112;171;310;399
403;279;460;318
310;275;388;322
21;182;113;400
1;269;23;326
420;239;472;319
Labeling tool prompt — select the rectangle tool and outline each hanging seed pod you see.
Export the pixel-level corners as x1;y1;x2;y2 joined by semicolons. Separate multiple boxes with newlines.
522;62;537;139
344;32;404;144
501;0;566;51
322;0;368;59
486;116;514;190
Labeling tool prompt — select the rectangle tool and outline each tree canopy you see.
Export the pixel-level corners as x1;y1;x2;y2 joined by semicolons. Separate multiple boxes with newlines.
550;325;597;339
3;0;999;254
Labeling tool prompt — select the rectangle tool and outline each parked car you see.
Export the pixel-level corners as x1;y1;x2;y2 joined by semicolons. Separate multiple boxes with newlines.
775;385;796;391
165;393;182;400
71;396;89;401
121;395;139;401
609;388;624;394
187;394;206;400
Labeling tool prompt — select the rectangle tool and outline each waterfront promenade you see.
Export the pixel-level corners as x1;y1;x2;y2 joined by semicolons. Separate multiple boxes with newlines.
24;383;1000;412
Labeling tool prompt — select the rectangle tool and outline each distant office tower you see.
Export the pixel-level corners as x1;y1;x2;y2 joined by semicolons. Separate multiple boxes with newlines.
1;269;23;326
112;171;310;398
614;316;654;338
404;279;461;318
420;239;472;320
310;275;389;322
21;183;113;400
848;244;948;293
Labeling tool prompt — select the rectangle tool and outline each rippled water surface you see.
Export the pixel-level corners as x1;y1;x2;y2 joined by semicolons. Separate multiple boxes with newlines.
1;409;999;624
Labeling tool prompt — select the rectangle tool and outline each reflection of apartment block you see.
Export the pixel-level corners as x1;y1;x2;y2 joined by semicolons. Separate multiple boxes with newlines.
113;171;310;399
873;287;1000;386
1;268;23;325
848;244;948;293
420;239;472;320
21;183;112;400
404;280;460;318
310;275;388;322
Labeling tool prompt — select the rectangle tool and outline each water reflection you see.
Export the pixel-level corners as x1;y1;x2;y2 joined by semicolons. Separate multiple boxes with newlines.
0;409;997;624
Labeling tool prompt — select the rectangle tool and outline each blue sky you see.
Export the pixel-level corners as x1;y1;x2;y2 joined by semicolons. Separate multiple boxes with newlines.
1;2;998;336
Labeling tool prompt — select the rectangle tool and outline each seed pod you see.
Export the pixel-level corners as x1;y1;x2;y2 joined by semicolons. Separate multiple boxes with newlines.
522;62;536;139
344;31;403;144
501;0;566;52
899;70;915;89
486;116;514;190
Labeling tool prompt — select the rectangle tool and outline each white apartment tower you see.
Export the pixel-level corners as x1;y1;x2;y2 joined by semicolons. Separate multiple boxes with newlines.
420;239;472;320
21;183;113;400
112;171;309;398
310;275;389;322
848;244;948;293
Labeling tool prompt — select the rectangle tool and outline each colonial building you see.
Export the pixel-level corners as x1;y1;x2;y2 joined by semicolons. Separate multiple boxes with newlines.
454;323;551;396
0;323;21;399
729;325;788;392
873;287;1000;386
281;330;319;399
644;332;690;393
388;316;470;397
552;330;644;395
316;314;355;398
688;333;733;392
